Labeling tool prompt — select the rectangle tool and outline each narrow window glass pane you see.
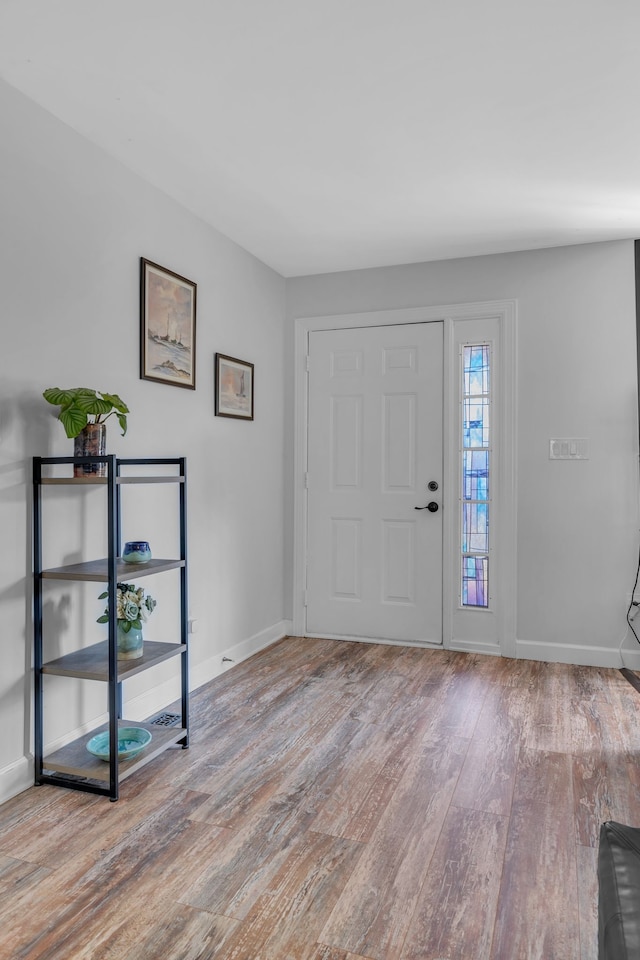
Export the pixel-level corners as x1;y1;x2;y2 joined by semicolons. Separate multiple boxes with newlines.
463;398;490;448
462;502;489;553
462;556;489;607
464;345;490;395
463;450;489;500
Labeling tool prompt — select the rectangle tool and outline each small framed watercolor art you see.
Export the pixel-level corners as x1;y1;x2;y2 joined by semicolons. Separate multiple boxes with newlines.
215;353;254;420
140;258;197;389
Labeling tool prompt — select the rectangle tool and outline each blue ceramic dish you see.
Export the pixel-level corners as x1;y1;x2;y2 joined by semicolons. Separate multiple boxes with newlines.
122;540;152;563
86;727;152;761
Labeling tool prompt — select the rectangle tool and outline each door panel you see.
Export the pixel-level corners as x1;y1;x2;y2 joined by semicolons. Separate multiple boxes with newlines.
306;322;443;644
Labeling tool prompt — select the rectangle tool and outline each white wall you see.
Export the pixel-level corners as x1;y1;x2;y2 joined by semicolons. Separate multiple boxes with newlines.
286;241;640;667
0;80;288;802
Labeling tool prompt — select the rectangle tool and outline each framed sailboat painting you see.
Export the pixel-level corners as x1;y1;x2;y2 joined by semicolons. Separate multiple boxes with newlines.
215;353;254;420
140;258;197;389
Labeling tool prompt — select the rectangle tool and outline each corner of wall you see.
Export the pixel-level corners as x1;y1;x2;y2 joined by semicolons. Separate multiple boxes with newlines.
0;755;33;806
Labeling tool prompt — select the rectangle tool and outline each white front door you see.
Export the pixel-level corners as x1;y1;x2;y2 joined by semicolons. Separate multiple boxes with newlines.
305;321;443;644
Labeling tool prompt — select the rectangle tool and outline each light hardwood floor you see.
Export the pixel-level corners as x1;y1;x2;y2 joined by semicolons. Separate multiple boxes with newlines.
1;636;638;960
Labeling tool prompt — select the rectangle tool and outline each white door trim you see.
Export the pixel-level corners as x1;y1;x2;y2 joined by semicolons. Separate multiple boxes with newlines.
293;300;518;656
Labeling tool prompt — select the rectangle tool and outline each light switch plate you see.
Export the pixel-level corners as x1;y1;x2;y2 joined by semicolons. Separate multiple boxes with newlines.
549;438;589;460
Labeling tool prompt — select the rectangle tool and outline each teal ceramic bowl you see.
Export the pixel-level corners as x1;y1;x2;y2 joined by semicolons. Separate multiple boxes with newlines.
122;540;152;563
86;727;152;761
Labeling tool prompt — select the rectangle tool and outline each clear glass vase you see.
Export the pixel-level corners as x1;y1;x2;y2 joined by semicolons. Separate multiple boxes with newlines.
73;423;106;477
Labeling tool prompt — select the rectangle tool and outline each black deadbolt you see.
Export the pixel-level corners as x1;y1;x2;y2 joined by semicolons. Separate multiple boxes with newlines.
428;480;439;491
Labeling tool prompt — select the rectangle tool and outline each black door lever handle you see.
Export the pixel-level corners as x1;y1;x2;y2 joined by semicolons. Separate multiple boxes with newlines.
415;502;439;513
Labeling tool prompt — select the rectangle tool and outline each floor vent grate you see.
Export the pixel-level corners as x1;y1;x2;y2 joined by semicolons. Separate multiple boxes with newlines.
149;712;182;727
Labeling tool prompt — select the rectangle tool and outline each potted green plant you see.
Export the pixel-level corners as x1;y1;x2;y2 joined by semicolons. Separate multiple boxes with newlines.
42;387;129;477
97;582;156;660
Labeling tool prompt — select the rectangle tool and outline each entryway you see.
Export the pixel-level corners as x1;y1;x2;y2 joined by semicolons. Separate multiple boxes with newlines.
292;301;517;657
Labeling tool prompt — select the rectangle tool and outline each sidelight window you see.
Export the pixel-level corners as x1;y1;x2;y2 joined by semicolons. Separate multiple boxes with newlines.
461;344;490;607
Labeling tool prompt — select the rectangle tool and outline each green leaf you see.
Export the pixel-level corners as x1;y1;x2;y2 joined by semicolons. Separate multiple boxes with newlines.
97;591;108;600
116;412;127;436
96;614;109;624
42;387;76;408
101;393;130;414
59;407;88;439
120;621;131;633
74;395;113;416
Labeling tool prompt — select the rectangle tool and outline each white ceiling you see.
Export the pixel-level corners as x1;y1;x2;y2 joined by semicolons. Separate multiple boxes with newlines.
2;0;640;277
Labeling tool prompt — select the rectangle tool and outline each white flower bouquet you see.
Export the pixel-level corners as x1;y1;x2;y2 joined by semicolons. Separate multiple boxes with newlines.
97;582;157;633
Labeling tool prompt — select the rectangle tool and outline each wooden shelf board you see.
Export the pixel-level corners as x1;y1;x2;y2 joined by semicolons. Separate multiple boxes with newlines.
42;640;186;681
41;557;185;581
42;477;107;485
41;475;184;485
118;476;184;484
42;720;187;783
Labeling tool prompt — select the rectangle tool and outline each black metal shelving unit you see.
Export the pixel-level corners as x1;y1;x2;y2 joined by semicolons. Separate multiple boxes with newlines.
32;455;189;801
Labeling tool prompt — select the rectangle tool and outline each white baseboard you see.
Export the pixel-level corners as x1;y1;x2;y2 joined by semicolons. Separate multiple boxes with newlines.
306;633;634;670
450;639;501;657
305;632;446;649
515;637;632;669
0;755;33;806
304;632;504;659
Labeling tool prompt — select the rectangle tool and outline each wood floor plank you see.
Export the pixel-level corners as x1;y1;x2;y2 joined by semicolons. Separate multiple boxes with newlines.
304;947;368;960
0;777;181;868
182;715;389;918
399;806;509;960
180;802;315;919
187;698;361;829
377;690;450;747
5;790;217;960
121;905;240;960
512;745;574;809
0;855;52;894
572;753;640;848
577;842;598;960
308;721;415;838
570;695;622;757
421;664;492;741
340;750;411;843
472;681;527;741
450;728;519;816
572;664;617;702
348;670;415;725
606;671;640;761
395;648;461;690
219;830;364;960
0;848;93;958
522;661;575;754
319;737;469;959
0;782;99;840
490;796;580;960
